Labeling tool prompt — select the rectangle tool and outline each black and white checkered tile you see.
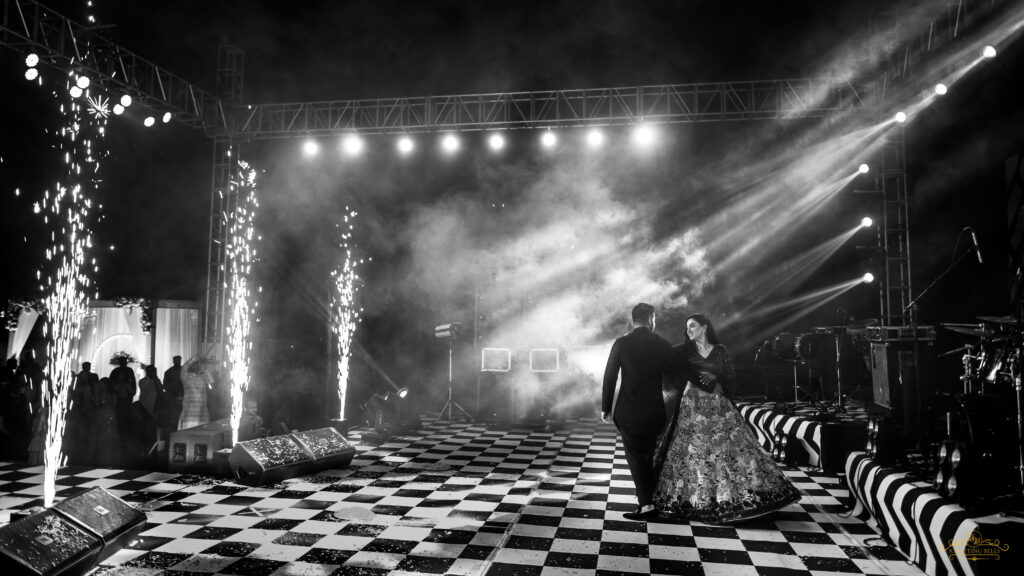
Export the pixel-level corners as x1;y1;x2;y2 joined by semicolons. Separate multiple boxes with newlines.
1;418;924;575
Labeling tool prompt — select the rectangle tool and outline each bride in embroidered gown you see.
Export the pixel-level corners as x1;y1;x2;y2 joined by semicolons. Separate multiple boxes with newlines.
652;313;801;523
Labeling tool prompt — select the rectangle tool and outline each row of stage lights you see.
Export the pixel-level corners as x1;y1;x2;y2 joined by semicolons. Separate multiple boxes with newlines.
300;124;658;158
24;44;998;138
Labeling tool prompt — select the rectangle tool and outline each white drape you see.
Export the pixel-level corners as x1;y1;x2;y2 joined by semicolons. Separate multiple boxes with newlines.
6;309;39;361
77;307;133;377
125;307;150;366
153;307;200;376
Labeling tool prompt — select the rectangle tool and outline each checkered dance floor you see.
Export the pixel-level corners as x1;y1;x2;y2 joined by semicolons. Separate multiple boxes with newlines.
0;418;924;576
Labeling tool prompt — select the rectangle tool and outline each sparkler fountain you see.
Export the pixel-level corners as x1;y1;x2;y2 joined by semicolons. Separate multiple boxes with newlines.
39;69;107;507
225;160;259;446
331;210;364;420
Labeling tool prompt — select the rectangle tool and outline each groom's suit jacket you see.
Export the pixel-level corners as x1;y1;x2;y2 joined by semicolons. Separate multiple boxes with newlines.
602;327;673;436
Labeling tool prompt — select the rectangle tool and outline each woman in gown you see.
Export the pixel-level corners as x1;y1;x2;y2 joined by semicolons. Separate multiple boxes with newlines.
652;313;801;523
178;358;211;430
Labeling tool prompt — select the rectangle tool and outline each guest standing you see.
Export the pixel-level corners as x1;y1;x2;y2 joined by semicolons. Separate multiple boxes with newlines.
90;377;120;467
178;358;211;430
162;356;184;432
110;355;136;434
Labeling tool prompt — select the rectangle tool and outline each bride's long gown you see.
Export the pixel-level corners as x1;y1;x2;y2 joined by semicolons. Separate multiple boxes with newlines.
653;343;801;523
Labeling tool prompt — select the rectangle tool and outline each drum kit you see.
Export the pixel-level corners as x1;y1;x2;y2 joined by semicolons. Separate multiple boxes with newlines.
934;315;1024;498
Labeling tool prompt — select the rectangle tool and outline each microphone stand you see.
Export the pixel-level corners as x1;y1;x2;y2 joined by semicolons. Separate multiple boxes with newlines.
900;247;974;453
903;249;974;316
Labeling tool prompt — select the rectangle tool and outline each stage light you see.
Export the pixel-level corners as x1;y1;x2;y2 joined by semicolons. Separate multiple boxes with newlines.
487;133;505;151
586;128;604;148
441;133;460;153
113;103;124;115
397;136;415;154
69;85;83;98
120;94;133;107
341;134;364;156
541;131;557;148
76;76;90;89
894;112;907;123
863;272;875;284
858;163;870;174
25;53;39;67
935;83;948;95
143;116;155;127
633;123;656;147
25;68;38;81
302;140;320;156
162;112;172;123
861;216;873;228
982;45;996;59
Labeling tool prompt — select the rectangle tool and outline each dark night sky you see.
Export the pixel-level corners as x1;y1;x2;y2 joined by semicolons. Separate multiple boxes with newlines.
2;0;1024;401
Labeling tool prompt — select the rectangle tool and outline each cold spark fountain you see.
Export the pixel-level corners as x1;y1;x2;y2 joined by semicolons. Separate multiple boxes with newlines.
331;209;364;419
39;68;106;507
226;160;259;446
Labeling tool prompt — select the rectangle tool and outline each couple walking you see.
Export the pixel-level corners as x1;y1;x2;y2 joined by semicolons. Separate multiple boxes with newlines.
602;303;800;523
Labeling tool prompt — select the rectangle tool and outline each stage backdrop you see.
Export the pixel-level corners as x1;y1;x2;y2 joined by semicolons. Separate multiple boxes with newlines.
76;300;200;381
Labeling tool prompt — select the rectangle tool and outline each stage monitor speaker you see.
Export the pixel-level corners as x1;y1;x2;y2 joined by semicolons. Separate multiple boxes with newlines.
230;427;356;486
291;428;357;470
819;422;868;474
0;507;102;576
52;487;147;564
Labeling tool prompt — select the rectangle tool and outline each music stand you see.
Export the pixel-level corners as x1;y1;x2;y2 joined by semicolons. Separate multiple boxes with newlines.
434;323;473;422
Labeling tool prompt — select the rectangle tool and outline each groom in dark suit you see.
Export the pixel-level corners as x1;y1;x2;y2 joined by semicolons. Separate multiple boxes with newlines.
601;302;674;521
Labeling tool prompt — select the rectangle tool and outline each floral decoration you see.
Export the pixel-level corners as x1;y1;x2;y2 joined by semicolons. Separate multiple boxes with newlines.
109;350;136;365
113;296;153;332
1;296;48;331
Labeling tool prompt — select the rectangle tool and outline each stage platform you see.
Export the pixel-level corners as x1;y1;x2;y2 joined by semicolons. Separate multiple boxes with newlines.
737;400;868;471
845;452;1024;576
0;416;922;576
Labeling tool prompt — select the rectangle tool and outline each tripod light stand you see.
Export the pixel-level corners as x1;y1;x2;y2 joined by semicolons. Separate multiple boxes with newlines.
434;323;473;422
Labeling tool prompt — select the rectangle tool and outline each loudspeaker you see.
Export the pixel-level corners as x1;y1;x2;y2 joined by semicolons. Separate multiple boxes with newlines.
52;488;147;563
0;508;102;576
869;343;895;411
819;422;868;474
869;342;934;450
229;427;356;486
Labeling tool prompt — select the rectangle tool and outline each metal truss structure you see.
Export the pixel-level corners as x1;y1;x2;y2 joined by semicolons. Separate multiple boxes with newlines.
0;0;230;135
868;0;1006;326
235;79;857;138
0;0;1010;345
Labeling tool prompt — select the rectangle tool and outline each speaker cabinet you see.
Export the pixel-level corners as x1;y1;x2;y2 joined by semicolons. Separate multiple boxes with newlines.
868;342;935;450
229;427;356;486
819;422;868;474
0;508;102;576
52;488;146;563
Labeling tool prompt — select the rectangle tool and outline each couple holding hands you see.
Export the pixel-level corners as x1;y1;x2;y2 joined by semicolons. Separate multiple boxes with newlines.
602;303;800;524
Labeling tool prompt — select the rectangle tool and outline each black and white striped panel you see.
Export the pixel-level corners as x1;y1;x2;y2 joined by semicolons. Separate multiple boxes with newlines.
845;451;1001;576
737;402;822;466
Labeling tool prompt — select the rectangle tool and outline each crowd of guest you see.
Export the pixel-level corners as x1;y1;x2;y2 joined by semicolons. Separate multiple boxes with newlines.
0;353;272;469
0;349;339;471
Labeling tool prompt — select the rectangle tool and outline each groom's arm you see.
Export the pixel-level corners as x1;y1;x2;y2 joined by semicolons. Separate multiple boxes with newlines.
601;339;622;420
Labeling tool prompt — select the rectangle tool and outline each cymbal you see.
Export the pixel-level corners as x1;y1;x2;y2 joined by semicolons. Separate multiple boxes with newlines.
978;315;1019;325
941;323;993;337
